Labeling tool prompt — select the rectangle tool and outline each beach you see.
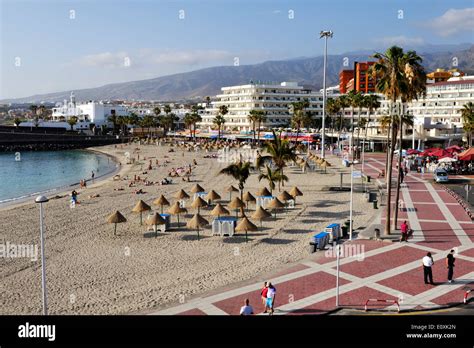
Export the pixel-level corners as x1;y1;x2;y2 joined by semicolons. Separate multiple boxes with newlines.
0;142;376;314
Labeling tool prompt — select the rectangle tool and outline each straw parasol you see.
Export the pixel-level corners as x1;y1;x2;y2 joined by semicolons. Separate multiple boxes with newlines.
256;187;272;197
146;212;166;237
229;196;245;217
320;160;332;173
267;197;285;219
242;191;256;210
190;184;205;193
175;189;190;200
153;194;170;214
225;185;239;201
235;216;258;242
205;190;221;205
278;190;293;202
168;202;187;226
210;203;230;218
191;196;208;213
251;206;272;229
289;186;303;204
186;213;209;241
132;200;151;225
107;210;127;236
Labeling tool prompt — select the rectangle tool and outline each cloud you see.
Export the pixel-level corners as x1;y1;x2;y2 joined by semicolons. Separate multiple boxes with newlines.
148;49;233;66
373;36;425;46
79;51;130;68
423;8;474;37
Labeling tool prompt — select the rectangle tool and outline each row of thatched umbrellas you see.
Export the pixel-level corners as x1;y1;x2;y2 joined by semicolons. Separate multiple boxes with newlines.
107;184;303;241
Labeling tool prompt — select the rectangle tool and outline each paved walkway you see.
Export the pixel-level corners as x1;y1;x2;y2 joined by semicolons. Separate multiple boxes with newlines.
150;153;474;315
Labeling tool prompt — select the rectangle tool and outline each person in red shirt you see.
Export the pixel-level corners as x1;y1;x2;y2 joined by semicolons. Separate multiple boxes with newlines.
400;221;409;242
260;282;268;313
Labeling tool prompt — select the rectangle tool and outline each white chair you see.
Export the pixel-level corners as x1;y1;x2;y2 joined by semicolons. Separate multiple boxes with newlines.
212;219;220;236
222;221;233;237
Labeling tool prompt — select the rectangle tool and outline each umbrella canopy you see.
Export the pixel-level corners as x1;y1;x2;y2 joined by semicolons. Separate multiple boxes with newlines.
190;184;205;193
132;200;151;213
191;196;208;209
175;189;190;200
228;197;245;209
210;203;230;217
459;147;474;161
186;213;209;229
268;197;285;209
168;202;187;215
107;210;127;224
406;149;421;155
132;200;152;225
242;191;256;202
289;186;303;198
225;185;239;193
256;187;271;196
278;190;293;201
235;216;258;242
205;190;221;201
251;206;272;220
438;157;457;163
146;212;166;225
153;195;170;207
107;210;127;235
446;145;462;153
430;148;452;158
320;160;332;167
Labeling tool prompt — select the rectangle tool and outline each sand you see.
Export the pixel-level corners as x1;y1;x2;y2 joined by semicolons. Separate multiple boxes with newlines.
0;142;376;314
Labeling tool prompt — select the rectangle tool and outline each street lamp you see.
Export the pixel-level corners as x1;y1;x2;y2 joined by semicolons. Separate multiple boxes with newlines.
35;195;49;315
320;30;333;159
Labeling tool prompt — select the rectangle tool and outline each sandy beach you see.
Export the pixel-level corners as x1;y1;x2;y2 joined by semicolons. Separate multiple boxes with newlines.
0;142;376;314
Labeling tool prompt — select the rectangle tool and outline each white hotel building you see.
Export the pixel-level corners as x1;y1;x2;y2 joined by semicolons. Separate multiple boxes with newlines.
199;82;324;131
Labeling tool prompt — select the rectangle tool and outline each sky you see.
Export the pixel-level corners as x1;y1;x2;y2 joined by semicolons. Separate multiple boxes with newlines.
0;0;473;99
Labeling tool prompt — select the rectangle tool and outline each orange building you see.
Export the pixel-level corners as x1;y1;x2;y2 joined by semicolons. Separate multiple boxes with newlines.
339;70;354;93
354;61;376;93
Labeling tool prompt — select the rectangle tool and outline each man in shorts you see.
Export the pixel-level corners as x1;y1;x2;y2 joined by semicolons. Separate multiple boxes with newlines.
266;282;276;315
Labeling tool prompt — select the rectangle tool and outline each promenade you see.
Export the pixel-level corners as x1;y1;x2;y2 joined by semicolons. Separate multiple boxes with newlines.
152;153;474;315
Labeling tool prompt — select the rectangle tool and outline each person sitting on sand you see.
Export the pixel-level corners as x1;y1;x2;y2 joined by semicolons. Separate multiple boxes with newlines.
239;299;254;316
193;159;197;166
71;190;79;205
135;188;145;194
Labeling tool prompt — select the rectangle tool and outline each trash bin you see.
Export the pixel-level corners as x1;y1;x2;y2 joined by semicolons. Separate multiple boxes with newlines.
373;200;378;209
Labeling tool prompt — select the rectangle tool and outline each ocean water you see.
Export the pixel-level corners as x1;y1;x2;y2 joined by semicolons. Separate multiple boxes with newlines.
0;150;117;204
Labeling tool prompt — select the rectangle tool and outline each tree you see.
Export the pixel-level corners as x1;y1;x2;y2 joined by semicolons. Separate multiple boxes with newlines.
67;116;78;131
462;102;474;146
13;117;23;127
183;113;194;138
254;111;266;145
29;104;39;127
336;95;350;151
153;106;162;128
258;165;288;195
362;94;381;151
290;99;310;144
326;98;340;135
346;90;364;159
108;111;118;135
219;160;252;201
248;109;265;145
213;105;227;140
371;46;426;234
257;130;296;190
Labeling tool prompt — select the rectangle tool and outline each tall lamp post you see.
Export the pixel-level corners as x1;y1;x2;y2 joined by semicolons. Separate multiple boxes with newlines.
35;195;49;315
320;30;333;159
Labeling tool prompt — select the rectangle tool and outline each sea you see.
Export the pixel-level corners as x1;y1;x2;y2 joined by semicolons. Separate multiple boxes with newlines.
0;150;117;204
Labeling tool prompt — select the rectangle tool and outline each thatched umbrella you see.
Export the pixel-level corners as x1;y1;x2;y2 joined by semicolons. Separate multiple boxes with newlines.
191;196;208;214
190;184;205;193
242;191;256;210
175;189;190;200
320;160;331;173
278;190;293;210
235;216;258;242
289;186;303;204
256;187;272;197
107;211;127;236
132;200;151;225
229;197;245;217
225;185;239;201
251;206;272;229
153;194;170;214
210;203;230;219
267;197;285;219
168;202;187;227
146;212;166;237
205;190;221;206
186;213;209;241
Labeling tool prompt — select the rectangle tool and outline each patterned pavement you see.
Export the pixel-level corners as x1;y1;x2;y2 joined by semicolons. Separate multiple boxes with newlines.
151;153;474;315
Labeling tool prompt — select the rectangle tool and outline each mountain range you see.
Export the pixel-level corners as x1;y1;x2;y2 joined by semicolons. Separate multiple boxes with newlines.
3;44;474;104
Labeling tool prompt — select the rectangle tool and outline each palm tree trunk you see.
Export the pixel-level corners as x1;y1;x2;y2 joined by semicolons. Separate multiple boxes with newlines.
393;111;404;230
351;107;355;161
257;121;261;146
253;122;256;145
384;103;396;236
357;109;362;153
295;126;300;144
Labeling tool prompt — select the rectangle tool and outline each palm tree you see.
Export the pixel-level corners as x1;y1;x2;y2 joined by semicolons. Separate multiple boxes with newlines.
462;102;474;146
326;98;340;144
183;113;194;138
29;104;39;128
219;160;252;201
248;110;258;144
13;117;22;127
257;130;296;190
108;111;118;135
254;111;266;145
371;46;426;234
191;112;202;140
213;105;227;140
347;90;363;159
337;95;350;151
67;116;78;131
258;165;288;195
363;94;381;143
289;99;310;144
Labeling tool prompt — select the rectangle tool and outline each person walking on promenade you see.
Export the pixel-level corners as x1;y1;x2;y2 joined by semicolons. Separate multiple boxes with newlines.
260;282;268;313
239;299;254;315
265;282;276;315
422;252;435;285
400;221;409;242
446;250;456;283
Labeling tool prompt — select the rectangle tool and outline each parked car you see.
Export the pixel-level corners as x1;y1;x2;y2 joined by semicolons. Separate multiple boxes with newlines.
433;169;449;183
